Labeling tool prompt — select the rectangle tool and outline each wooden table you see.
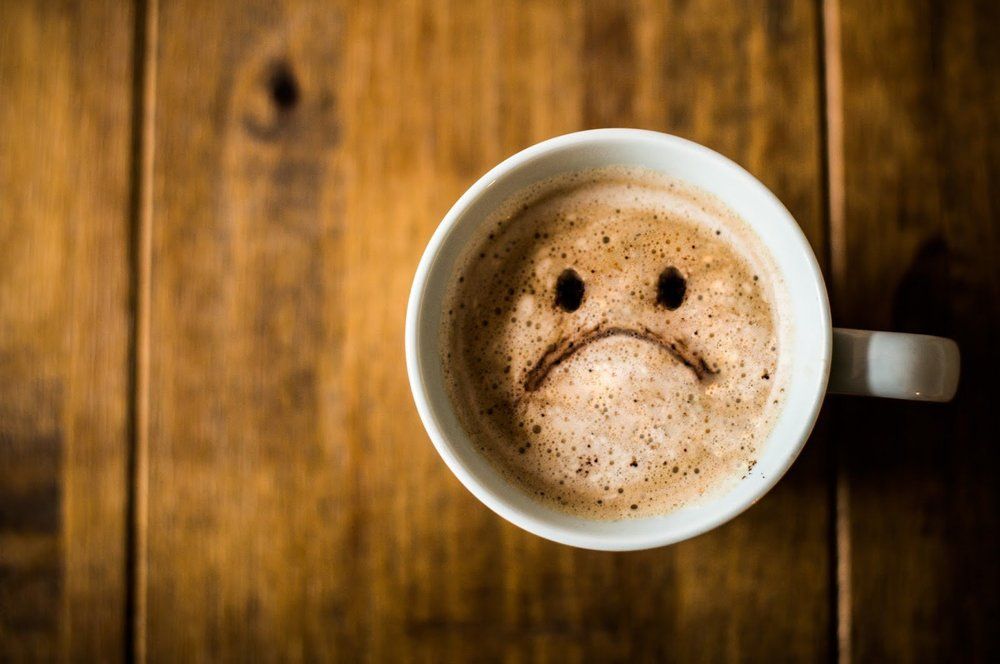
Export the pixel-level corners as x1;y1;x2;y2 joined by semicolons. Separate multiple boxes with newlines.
1;0;996;661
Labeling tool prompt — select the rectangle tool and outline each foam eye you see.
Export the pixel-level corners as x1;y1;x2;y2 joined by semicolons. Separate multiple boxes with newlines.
555;269;585;312
656;267;686;310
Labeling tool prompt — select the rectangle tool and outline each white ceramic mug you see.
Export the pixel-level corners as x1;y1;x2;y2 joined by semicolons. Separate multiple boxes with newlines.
405;129;960;551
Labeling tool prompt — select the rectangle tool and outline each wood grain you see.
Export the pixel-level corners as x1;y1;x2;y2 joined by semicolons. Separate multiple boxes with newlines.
0;0;136;660
142;0;831;661
834;0;999;660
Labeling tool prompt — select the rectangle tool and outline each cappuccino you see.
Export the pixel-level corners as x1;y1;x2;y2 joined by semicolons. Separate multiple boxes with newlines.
441;167;790;519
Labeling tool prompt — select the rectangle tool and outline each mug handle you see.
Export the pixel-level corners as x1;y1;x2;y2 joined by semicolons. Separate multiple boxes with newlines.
829;328;960;402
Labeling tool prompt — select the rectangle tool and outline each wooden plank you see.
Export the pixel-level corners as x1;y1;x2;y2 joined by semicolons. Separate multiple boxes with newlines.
0;0;136;660
144;0;831;660
834;0;999;660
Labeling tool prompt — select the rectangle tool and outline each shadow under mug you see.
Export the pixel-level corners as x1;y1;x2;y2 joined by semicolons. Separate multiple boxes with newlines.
405;129;960;551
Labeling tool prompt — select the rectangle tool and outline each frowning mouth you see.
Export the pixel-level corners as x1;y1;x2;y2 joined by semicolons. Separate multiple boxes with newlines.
523;325;719;393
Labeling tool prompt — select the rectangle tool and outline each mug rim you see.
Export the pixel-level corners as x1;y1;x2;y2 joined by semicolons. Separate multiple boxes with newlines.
405;129;831;550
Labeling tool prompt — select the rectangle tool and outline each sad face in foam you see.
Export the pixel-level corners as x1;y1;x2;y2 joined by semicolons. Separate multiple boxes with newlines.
522;263;716;393
443;169;786;518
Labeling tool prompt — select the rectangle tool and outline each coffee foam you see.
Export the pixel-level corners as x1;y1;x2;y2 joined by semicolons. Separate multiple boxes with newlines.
441;166;790;519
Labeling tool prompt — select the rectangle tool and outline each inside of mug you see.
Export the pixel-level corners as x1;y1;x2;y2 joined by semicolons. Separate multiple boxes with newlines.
410;131;830;549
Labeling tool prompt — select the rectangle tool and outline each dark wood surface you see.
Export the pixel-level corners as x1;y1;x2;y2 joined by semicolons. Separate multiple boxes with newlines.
0;0;135;660
0;0;995;661
835;0;999;661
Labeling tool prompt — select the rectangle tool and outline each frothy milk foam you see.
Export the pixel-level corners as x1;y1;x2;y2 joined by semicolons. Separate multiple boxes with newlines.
441;166;791;519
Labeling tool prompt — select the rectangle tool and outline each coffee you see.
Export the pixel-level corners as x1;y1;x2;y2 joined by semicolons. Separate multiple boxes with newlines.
441;166;790;519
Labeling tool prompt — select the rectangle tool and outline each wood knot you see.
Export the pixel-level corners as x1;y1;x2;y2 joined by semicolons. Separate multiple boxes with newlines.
267;60;299;111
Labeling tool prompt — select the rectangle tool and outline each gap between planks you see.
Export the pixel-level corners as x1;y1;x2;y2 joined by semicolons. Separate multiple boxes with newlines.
819;0;850;662
126;0;158;661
